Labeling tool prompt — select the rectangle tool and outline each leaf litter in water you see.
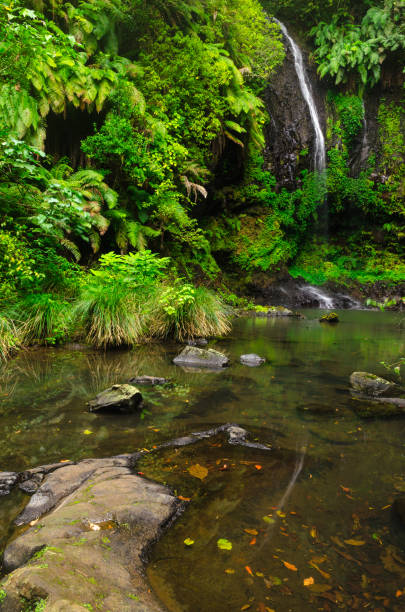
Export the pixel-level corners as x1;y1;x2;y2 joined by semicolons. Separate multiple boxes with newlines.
283;561;298;571
344;539;365;546
217;538;232;550
183;538;194;546
188;464;208;480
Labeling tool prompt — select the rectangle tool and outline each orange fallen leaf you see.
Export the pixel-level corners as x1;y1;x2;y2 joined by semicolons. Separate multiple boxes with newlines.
344;539;365;546
283;561;298;571
303;577;315;586
244;529;258;536
249;538;256;546
340;485;351;493
310;527;317;538
309;561;331;580
255;465;262;470
396;590;403;597
178;496;191;502
245;565;254;576
59;459;70;463
188;464;208;480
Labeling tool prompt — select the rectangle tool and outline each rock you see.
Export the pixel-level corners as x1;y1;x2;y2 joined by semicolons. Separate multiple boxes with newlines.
239;353;265;366
319;312;339;323
297;402;337;415
1;458;178;611
19;473;43;494
128;375;168;386
351;395;405;418
253;306;293;317
186;338;208;346
350;372;395;397
393;497;405;526
88;384;142;412
173;346;229;368
0;472;18;496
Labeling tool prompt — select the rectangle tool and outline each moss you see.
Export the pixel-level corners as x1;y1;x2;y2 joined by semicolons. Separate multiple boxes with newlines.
319;312;339;323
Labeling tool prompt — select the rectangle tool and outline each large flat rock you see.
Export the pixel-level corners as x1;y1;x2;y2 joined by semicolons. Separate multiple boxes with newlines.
0;458;179;611
173;346;229;369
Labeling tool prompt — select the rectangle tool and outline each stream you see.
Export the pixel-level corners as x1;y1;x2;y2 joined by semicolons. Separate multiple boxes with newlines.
0;310;405;610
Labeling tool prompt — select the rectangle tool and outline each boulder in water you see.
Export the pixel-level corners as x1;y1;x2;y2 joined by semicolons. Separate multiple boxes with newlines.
351;395;405;418
0;472;18;496
240;354;265;366
129;375;168;386
173;346;229;368
88;384;142;413
320;312;339;323
350;372;395;397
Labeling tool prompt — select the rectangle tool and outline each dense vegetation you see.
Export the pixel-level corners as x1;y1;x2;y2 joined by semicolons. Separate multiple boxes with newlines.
0;0;403;356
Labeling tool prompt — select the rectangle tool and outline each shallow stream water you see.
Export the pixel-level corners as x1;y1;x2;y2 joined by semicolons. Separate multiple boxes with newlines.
1;310;405;610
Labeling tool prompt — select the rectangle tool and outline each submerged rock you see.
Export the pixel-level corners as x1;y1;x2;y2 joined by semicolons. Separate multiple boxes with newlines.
1;457;178;611
173;346;229;368
351;395;405;418
129;375;168;386
239;353;265;366
88;384;142;412
297;402;337;415
350;372;395;397
0;472;18;496
319;312;339;323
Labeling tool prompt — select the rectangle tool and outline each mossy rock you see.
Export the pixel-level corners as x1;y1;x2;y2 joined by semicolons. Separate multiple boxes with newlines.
319;312;339;323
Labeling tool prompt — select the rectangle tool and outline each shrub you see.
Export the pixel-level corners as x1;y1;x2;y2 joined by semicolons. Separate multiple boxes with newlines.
150;283;231;341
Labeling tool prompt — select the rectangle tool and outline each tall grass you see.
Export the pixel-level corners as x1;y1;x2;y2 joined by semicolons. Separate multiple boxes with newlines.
73;282;146;349
150;284;231;342
15;294;72;345
0;315;20;361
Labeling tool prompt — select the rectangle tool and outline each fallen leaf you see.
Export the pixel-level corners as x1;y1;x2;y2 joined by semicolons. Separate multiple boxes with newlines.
303;577;315;586
241;605;251;611
178;496;191;502
59;459;70;463
382;504;392;510
283;561;297;571
309;562;331;580
307;584;332;593
184;538;194;546
276;510;286;518
244;529;258;536
344;539;365;546
396;590;403;597
255;465;262;470
340;485;351;493
310;527;317;538
263;516;275;524
249;538;256;546
83;430;93;435
188;464;208;480
225;568;235;574
217;538;232;550
245;566;254;576
256;572;264;577
330;536;345;548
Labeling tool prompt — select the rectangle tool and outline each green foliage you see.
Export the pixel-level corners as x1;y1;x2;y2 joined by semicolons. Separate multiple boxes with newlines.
15;293;72;345
311;0;405;87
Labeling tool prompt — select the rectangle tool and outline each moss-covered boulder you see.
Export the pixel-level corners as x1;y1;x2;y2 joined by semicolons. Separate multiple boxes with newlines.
350;371;395;397
319;312;339;323
88;384;142;413
173;346;229;368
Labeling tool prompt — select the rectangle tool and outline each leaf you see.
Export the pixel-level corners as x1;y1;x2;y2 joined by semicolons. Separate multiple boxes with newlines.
255;465;262;470
244;529;258;536
241;605;251;611
283;561;298;571
245;566;254;576
344;539;365;546
307;584;332;593
178;496;191;502
262;516;275;524
309;562;331;580
225;568;235;574
249;538;256;546
188;464;208;480
184;538;194;546
83;430;93;435
304;577;315;586
217;538;232;550
310;527;317;538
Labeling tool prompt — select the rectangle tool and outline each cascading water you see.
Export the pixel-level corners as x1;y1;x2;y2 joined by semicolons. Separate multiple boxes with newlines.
275;19;326;173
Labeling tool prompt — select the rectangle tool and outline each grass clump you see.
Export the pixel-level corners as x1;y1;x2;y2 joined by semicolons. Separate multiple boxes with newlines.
150;282;231;342
15;293;72;345
0;314;21;361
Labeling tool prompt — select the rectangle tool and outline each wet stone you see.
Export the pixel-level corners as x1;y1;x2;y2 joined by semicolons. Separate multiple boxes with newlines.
88;383;142;413
0;472;18;496
173;346;229;369
350;371;395;397
240;353;265;366
128;375;168;386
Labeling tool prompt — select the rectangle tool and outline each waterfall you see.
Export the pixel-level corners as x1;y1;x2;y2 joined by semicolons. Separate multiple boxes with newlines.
275;20;326;173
